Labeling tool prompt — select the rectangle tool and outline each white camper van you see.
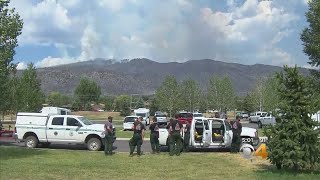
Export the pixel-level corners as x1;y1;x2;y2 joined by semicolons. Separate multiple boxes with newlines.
40;107;71;115
134;108;150;125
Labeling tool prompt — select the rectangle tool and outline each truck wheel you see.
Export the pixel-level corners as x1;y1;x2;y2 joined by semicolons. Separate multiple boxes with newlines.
25;136;38;148
258;121;262;128
87;138;102;151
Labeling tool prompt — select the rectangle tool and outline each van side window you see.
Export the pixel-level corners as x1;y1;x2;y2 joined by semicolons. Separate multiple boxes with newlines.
52;117;64;125
61;110;66;115
203;120;209;130
67;118;80;126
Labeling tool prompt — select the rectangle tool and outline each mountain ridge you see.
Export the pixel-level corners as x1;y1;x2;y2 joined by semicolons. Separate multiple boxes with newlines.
28;58;309;96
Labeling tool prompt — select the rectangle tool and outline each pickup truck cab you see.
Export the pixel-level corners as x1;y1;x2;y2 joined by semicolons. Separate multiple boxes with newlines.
15;113;116;151
257;112;276;128
159;117;259;150
249;111;267;123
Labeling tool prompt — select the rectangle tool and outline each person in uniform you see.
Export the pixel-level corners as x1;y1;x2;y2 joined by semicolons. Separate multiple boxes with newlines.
230;116;242;153
168;118;183;156
149;117;160;154
129;116;145;157
183;120;191;152
104;116;114;155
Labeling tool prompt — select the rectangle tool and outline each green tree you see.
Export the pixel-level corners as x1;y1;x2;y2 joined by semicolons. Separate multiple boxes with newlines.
114;95;131;116
47;92;71;107
0;0;23;119
155;75;180;117
301;0;320;111
207;75;235;112
149;97;159;116
74;77;101;110
242;93;255;113
179;78;200;112
99;96;115;111
16;63;45;112
198;92;208;113
250;76;280;112
135;98;145;108
265;66;320;171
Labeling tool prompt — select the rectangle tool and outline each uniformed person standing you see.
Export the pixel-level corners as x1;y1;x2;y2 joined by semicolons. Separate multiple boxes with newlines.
168;118;183;156
183;120;191;152
230;116;242;153
149;117;160;154
104;116;114;156
129;116;145;157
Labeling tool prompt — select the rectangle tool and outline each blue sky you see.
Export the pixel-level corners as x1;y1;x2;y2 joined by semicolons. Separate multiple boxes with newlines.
9;0;314;69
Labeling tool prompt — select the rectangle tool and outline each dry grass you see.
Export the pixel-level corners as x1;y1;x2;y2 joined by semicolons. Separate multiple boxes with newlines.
71;111;123;120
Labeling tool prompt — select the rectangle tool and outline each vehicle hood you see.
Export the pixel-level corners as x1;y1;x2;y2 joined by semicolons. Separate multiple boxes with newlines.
85;124;106;132
241;127;257;137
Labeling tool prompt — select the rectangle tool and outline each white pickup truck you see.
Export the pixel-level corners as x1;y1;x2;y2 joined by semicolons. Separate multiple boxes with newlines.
257;112;276;128
159;118;260;150
15;113;116;151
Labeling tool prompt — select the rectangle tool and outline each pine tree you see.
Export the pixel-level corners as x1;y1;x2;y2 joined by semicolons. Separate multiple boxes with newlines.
265;66;320;171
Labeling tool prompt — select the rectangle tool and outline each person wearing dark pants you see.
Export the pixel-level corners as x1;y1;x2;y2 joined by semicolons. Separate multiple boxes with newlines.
230;116;242;153
104;116;114;155
183;121;191;152
129;117;145;157
168;118;183;156
149;117;160;154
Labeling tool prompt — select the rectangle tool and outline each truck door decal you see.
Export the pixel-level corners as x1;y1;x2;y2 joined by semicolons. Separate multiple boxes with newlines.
54;131;58;136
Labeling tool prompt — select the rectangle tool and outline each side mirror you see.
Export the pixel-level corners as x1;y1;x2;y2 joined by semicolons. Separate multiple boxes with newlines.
75;122;82;127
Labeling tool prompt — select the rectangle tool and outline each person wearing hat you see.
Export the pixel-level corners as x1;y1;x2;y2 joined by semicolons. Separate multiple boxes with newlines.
230;115;242;153
104;116;114;155
149;116;160;154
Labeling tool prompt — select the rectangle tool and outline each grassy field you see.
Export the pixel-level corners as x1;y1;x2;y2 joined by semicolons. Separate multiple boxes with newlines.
116;130;150;139
0;147;319;180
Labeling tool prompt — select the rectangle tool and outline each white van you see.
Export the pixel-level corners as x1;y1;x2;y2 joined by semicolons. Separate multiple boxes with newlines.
134;108;150;125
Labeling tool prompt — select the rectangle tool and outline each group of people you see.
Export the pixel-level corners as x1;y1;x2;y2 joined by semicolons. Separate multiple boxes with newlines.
103;114;243;156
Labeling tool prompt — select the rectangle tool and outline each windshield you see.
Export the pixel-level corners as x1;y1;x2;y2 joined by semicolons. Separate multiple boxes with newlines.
179;113;193;118
156;114;166;117
78;117;93;125
125;117;137;122
193;114;203;117
136;113;146;117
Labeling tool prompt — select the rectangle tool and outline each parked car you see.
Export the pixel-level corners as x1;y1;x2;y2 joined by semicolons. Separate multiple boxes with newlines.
249;111;267;123
15;113;115;151
257;112;276;128
241;112;249;119
154;113;167;125
177;112;193;124
123;116;139;130
193;112;204;118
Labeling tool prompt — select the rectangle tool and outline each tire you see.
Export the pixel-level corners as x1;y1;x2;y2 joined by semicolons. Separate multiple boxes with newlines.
25;136;39;148
249;118;252;123
258;121;262;128
87;138;102;151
